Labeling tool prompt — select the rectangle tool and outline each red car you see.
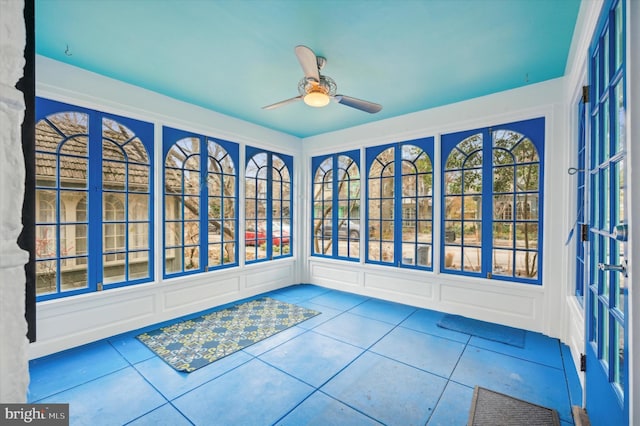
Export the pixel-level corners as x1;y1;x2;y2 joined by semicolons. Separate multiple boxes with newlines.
245;223;290;246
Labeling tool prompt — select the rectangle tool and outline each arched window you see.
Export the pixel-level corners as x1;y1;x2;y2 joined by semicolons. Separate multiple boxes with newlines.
35;98;154;300
245;148;293;263
441;118;543;283
163;128;239;277
312;151;360;260
366;138;433;269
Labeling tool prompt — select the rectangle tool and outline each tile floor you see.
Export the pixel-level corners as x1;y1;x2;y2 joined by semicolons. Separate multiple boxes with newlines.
28;284;582;425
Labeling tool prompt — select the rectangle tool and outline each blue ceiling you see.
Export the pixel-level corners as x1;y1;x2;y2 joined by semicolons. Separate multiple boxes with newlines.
35;0;581;138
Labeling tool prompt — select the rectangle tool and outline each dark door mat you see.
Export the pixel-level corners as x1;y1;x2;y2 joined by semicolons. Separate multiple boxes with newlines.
468;386;560;426
437;314;526;347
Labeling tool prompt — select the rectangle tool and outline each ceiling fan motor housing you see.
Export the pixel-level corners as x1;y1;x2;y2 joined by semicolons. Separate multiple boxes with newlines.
298;75;337;97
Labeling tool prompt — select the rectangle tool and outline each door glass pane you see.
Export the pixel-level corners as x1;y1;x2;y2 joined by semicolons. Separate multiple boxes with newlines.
614;3;623;69
614;321;624;388
602;309;609;364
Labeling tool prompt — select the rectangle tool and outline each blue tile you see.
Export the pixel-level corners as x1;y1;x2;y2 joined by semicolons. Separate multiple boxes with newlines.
322;352;448;426
308;290;369;311
427;381;474;425
348;298;417;325
39;367;166;426
28;341;129;402
173;359;314;425
260;331;364;387
400;309;471;344
294;301;343;329
468;330;563;369
371;326;465;378
313;312;395;349
276;391;383;425
108;332;156;364
126;403;192;426
451;346;573;423
561;343;583;406
241;324;307;356
134;350;253;400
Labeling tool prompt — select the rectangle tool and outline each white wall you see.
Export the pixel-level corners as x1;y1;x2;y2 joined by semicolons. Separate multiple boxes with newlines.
30;56;304;359
301;78;570;337
0;0;29;403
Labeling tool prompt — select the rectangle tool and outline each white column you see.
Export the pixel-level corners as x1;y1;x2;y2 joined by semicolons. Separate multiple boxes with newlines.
0;0;29;403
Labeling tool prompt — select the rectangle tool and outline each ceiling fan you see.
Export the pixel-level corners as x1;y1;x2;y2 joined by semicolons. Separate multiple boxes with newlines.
262;45;382;114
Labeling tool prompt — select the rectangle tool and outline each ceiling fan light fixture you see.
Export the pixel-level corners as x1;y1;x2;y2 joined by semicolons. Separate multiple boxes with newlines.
303;90;330;107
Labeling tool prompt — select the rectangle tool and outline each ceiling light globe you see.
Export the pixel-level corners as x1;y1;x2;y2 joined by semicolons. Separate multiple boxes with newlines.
303;91;330;108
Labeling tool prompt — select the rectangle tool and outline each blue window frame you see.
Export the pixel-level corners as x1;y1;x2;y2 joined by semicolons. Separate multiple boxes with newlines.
163;127;239;277
35;97;154;301
245;147;293;263
441;118;544;284
365;138;434;269
311;151;360;260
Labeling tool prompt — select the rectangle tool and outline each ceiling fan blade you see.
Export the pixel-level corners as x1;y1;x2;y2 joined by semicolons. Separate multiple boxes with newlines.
295;45;320;83
335;95;383;114
262;96;302;110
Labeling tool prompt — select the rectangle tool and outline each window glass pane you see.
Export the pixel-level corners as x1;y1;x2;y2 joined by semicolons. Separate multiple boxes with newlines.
516;223;538;250
463;221;481;246
444;171;462;195
36;260;57;295
463;170;482;194
493;166;514;192
184;246;200;270
515;195;535;220
60;156;88;189
614;2;623;69
36;224;57;259
59;224;88;256
129;251;149;280
103;257;125;285
129;223;148;250
445;196;462;220
103;160;125;190
444;246;460;270
103;193;125;221
128;164;149;192
36;152;57;187
516;250;538;279
444;221;460;245
165;248;182;273
165;222;182;247
184;196;199;219
129;194;149;221
62;261;88;290
493;249;513;276
463;247;481;272
493;223;513;248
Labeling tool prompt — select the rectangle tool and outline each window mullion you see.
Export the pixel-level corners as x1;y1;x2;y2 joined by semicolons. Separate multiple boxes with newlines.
332;154;339;258
266;153;273;260
200;136;208;272
481;128;493;278
394;144;402;266
89;113;103;291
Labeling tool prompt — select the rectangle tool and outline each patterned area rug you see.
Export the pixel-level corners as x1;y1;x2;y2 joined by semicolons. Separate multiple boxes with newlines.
137;297;320;372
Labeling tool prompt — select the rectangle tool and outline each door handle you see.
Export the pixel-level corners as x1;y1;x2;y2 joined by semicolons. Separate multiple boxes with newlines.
598;261;627;276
